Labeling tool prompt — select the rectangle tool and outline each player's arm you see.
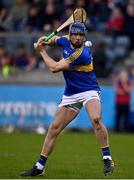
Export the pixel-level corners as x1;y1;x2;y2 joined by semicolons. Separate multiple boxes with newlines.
41;51;69;73
37;36;60;47
37;36;60;46
36;35;69;48
36;39;69;73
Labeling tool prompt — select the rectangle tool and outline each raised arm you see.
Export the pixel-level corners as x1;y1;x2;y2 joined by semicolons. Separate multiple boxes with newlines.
37;35;60;47
36;37;69;73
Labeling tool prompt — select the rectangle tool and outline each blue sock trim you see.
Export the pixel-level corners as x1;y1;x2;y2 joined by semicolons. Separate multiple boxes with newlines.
102;147;111;156
38;155;47;166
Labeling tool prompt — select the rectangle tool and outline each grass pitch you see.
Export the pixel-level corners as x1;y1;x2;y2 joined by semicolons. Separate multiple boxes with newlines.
0;131;134;179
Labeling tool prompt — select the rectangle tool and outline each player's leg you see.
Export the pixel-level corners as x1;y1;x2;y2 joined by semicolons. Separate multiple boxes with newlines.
85;99;114;175
85;99;108;147
41;106;78;157
20;106;78;177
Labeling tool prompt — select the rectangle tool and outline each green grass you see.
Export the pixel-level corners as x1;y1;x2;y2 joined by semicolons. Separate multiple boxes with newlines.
0;131;134;179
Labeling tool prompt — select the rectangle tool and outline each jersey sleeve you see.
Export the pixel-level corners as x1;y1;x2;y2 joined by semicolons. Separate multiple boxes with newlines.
65;47;93;68
56;37;70;48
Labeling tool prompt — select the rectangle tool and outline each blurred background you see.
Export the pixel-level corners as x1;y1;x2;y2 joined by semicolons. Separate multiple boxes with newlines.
0;0;134;134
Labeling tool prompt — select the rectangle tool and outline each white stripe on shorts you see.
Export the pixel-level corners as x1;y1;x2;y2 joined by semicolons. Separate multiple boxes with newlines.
58;90;101;108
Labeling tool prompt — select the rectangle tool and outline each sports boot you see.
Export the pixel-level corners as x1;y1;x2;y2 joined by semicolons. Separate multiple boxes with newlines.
20;165;44;177
103;158;114;175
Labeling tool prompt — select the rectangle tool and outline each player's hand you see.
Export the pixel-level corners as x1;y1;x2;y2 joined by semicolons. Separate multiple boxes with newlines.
36;36;47;52
39;36;53;45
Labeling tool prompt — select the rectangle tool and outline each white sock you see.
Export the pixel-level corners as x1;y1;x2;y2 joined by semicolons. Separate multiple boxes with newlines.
103;156;112;160
36;162;44;170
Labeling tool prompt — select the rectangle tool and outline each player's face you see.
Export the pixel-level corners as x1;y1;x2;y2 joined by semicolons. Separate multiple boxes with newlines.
70;33;85;48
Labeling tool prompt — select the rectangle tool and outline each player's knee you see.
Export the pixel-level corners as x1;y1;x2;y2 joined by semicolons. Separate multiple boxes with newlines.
92;116;102;130
49;123;62;136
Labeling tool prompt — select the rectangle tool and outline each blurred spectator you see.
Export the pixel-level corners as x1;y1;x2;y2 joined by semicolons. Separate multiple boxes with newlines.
28;0;45;9
129;65;134;86
40;0;58;32
106;6;124;36
44;0;56;31
112;60;124;80
60;5;74;22
88;0;111;31
0;0;14;9
9;0;28;31
25;5;41;32
25;54;38;71
123;0;134;50
1;53;12;77
0;47;6;65
53;19;61;30
104;35;130;67
64;0;75;8
76;0;88;11
114;69;132;132
0;7;13;31
14;44;29;68
93;41;109;77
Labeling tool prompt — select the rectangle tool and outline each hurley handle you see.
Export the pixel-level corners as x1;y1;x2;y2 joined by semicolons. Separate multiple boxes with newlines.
34;31;57;49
